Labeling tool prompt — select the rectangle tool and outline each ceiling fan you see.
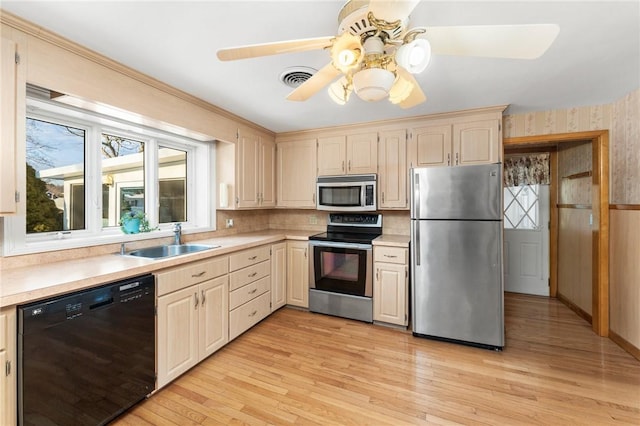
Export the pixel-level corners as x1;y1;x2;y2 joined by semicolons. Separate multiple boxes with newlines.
217;0;559;108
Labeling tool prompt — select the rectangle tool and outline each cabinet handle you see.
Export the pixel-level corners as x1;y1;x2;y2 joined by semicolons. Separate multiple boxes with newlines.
194;292;199;308
376;268;379;281
249;310;258;317
447;153;451;166
248;272;258;278
348;160;351;171
382;192;385;203
248;255;258;260
192;271;206;278
304;248;307;258
249;288;257;294
455;152;459;165
384;254;398;258
201;289;206;305
312;193;316;203
342;160;345;172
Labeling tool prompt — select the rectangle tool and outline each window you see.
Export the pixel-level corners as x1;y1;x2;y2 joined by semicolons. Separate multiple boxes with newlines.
504;184;540;230
4;89;215;256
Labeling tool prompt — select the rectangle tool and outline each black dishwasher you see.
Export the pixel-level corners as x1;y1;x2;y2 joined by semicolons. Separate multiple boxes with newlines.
18;274;155;426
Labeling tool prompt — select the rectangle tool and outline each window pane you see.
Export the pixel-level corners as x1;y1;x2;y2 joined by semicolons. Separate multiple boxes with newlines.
101;133;145;227
503;184;540;230
26;118;85;233
159;147;186;223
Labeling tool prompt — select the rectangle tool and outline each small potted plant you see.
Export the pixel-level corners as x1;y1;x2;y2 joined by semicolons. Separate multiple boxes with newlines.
119;210;156;234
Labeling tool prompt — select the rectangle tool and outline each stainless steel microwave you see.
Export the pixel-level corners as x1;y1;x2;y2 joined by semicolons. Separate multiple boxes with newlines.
316;174;377;211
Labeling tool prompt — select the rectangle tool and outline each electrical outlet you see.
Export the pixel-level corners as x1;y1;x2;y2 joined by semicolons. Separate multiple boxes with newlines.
309;215;318;225
226;218;234;228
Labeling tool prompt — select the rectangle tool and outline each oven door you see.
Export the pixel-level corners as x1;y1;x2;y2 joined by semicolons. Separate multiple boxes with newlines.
309;240;373;297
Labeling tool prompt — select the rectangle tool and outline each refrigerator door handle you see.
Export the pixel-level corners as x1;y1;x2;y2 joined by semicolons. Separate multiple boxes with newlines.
415;223;421;266
414;172;420;218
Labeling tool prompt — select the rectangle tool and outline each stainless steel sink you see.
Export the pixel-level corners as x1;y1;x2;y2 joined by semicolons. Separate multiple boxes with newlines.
125;244;220;259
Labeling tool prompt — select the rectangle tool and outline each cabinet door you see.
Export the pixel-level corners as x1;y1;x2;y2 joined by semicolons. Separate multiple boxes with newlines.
378;129;407;209
453;119;500;166
157;287;199;388
277;139;317;208
260;137;276;207
237;130;260;208
0;37;18;215
286;241;309;308
0;308;16;426
410;125;453;168
199;276;229;359
373;262;408;326
271;242;287;311
346;132;378;174
318;135;346;176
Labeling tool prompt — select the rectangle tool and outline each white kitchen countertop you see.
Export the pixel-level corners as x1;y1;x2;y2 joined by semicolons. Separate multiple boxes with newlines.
372;234;410;247
0;230;316;308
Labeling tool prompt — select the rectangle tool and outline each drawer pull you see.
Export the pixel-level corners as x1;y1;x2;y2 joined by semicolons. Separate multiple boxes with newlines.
248;288;257;294
248;272;258;278
249;310;258;317
248;255;258;260
192;271;206;278
384;254;398;258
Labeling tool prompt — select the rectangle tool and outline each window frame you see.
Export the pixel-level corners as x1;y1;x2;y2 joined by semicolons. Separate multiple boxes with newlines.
3;95;215;256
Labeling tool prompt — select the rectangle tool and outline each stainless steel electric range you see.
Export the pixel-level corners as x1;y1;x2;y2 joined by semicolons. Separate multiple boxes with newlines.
308;213;382;323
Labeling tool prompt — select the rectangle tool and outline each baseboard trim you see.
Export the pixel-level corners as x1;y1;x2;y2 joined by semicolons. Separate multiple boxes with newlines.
609;330;640;361
556;292;592;324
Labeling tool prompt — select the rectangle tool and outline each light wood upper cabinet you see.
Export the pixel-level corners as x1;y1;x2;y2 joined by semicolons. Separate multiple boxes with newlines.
453;119;500;166
378;129;408;209
1;37;20;215
318;132;377;176
409;124;453;168
409;118;501;168
217;129;276;209
276;139;317;208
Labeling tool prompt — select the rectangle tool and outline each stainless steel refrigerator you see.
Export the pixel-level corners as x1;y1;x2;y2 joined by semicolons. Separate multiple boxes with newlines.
410;163;504;350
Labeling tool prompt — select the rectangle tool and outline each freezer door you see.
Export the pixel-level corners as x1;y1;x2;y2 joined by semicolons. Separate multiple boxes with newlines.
411;163;502;220
411;219;504;348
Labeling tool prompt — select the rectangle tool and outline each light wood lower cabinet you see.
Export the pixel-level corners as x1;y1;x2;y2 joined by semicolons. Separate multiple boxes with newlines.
286;241;309;308
373;246;409;327
271;242;287;311
0;307;17;425
156;258;229;389
228;246;272;340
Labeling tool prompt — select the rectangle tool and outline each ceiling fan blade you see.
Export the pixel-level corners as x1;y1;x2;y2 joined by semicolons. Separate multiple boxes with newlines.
286;63;341;102
392;67;427;109
217;36;334;61
368;0;420;22
425;24;560;59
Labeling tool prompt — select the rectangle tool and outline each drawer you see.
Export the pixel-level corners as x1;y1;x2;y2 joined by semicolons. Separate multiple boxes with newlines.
229;291;271;340
229;245;270;272
229;259;270;291
229;276;270;310
157;256;229;296
374;246;407;265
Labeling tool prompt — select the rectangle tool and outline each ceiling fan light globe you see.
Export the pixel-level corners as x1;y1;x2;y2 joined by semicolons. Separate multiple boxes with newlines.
328;76;352;105
352;68;396;102
396;38;431;74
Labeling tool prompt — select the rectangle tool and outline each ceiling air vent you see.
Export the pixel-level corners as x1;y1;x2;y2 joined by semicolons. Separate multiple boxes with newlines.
279;67;317;88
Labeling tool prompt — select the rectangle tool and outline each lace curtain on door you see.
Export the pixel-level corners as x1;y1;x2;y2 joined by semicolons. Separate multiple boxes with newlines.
503;153;550;186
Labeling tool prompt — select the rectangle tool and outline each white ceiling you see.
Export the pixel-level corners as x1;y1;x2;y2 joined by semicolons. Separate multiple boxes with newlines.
2;1;639;133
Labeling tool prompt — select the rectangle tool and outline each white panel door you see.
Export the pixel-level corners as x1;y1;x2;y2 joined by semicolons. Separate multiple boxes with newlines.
504;185;550;296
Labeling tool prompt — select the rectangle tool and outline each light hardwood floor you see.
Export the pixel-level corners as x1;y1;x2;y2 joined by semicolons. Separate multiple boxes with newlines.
113;293;640;425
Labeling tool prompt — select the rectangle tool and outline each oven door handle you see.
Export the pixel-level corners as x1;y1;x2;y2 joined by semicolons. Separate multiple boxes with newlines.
309;240;373;251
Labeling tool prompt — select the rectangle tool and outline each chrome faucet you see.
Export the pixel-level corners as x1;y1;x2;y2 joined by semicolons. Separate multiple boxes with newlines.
173;223;182;245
